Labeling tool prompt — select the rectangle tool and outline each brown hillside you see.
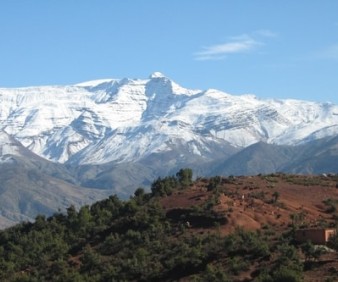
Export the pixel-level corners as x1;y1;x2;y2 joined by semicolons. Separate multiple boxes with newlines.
161;174;338;233
160;173;338;281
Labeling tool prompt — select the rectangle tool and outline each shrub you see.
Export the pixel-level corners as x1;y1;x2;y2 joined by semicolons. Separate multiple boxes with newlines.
207;176;222;191
272;267;302;282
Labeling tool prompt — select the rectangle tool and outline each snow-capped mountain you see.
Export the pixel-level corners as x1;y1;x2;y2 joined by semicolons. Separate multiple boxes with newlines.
1;72;338;166
1;72;338;228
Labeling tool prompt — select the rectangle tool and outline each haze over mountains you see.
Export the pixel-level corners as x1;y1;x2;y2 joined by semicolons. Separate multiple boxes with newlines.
1;72;338;227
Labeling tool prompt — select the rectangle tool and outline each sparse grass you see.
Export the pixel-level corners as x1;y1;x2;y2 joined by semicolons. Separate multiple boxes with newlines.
323;198;338;214
283;175;331;186
265;176;279;183
250;191;266;200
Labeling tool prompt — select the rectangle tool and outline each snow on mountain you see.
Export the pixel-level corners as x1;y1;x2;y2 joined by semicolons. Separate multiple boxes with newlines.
1;73;338;165
0;131;22;163
75;78;116;87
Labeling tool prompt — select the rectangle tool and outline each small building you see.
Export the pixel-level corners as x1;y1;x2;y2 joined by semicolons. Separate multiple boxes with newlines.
295;228;336;245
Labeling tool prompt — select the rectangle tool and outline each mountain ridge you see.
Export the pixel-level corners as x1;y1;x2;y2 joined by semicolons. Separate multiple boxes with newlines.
1;73;338;227
1;72;338;165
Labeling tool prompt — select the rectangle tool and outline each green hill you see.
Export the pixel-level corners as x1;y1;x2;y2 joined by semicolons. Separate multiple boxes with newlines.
1;170;338;281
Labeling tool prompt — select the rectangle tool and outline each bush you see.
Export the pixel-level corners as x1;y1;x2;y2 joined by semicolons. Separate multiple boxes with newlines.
207;176;222;191
202;264;230;282
272;267;302;282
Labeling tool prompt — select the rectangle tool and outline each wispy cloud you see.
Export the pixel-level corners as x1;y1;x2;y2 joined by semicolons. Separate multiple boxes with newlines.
194;38;259;61
315;44;338;60
325;44;338;59
194;30;275;61
254;29;278;38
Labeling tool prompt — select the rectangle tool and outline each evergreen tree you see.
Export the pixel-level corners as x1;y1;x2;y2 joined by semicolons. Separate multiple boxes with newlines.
176;168;193;187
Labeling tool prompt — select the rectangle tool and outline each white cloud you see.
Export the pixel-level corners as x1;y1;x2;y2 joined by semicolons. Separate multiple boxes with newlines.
194;36;260;61
194;30;275;61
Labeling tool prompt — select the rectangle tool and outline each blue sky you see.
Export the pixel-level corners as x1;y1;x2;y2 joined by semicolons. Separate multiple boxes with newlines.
0;0;338;103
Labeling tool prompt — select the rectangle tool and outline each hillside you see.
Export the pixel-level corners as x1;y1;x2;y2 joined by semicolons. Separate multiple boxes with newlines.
1;172;338;281
0;131;110;229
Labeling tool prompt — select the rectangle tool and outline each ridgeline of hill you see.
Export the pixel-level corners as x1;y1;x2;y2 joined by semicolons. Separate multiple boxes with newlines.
1;170;338;281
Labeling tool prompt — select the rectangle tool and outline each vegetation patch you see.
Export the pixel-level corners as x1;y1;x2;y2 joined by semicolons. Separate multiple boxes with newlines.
0;171;338;281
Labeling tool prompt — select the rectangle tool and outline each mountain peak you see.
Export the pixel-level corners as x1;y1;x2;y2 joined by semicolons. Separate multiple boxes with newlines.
149;72;166;79
1;74;338;166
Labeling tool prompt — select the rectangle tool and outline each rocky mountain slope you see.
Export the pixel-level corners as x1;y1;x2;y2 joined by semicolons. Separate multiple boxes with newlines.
1;72;338;227
1;72;338;165
0;131;109;229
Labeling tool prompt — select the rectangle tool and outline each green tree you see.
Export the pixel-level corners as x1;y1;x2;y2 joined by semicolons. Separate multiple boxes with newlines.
80;245;102;275
207;176;222;191
176;168;193;187
273;243;303;281
34;214;47;231
133;187;148;205
151;176;177;196
134;187;145;198
203;264;230;282
66;204;78;230
301;240;324;262
272;267;302;282
328;230;338;251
